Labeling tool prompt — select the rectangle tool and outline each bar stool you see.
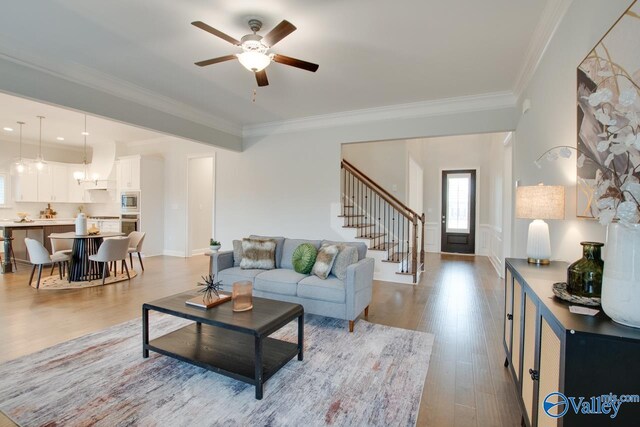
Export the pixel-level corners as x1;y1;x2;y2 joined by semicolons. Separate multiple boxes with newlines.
0;236;18;271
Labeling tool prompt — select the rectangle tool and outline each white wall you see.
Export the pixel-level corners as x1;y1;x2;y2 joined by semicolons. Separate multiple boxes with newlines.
119;138;220;257
513;0;630;262
214;108;516;250
187;156;214;255
342;140;408;202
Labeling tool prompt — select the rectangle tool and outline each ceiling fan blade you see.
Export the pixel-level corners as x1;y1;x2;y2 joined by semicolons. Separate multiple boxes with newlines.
262;20;296;47
272;54;319;72
255;70;269;87
191;21;240;46
194;55;237;67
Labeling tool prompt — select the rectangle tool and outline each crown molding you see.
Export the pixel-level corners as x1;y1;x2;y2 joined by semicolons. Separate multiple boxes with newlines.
242;91;517;138
512;0;573;99
0;40;242;137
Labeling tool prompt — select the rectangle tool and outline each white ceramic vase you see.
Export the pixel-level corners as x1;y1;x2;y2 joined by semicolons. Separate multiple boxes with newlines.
601;222;640;328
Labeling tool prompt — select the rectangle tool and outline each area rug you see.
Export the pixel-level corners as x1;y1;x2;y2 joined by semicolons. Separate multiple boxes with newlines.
30;270;138;290
0;313;434;426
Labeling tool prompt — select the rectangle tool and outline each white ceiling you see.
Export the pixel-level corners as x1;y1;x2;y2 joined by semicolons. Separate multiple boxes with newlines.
0;92;162;148
0;0;548;128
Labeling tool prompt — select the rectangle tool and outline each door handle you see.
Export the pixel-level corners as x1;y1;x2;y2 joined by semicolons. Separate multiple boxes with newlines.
529;368;539;381
507;313;513;320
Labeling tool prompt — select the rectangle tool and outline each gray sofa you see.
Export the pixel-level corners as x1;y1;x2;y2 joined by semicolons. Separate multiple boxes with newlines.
207;237;374;331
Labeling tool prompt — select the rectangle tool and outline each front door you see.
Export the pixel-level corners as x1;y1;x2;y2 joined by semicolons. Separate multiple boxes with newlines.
441;170;476;254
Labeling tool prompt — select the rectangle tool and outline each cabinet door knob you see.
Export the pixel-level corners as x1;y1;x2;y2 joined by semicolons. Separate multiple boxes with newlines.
529;368;539;381
507;313;513;320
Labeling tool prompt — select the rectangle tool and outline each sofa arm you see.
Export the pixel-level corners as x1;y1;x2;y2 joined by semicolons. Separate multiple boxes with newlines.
345;257;374;321
206;250;234;276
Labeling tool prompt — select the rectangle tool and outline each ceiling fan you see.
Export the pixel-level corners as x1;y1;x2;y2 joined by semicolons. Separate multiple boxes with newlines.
192;19;319;87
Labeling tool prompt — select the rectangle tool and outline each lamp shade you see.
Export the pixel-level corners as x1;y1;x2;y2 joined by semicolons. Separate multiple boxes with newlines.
516;184;565;220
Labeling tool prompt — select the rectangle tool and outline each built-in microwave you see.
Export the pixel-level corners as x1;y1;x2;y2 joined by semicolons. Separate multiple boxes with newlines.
121;191;140;213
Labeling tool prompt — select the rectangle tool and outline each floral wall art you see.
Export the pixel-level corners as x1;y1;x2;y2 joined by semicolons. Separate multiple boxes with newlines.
575;0;640;223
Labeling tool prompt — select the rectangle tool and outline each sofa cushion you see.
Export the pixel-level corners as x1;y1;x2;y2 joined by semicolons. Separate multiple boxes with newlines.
254;269;307;296
322;240;367;261
217;267;264;286
281;239;322;270
331;245;359;280
250;235;285;267
232;240;243;267
297;275;346;303
292;243;318;274
312;244;339;279
240;238;276;270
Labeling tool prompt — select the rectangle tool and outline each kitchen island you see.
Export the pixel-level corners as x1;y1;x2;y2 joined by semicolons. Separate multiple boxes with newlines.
0;220;76;273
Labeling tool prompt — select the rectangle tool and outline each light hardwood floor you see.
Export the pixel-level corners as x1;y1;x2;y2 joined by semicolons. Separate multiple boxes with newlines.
0;253;520;426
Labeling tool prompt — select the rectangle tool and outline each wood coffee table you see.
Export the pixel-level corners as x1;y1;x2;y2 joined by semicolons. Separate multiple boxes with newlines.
142;290;304;399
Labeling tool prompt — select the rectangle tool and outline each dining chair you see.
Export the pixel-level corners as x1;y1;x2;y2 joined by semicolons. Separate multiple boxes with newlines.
0;236;18;271
24;238;71;289
127;231;146;271
50;237;73;276
88;237;131;285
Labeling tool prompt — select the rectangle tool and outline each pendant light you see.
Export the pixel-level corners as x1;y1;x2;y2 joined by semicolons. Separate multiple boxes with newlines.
74;115;98;185
15;121;26;174
35;115;46;171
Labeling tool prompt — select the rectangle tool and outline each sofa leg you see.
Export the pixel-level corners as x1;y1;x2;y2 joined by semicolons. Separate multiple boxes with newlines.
349;320;354;333
364;305;369;318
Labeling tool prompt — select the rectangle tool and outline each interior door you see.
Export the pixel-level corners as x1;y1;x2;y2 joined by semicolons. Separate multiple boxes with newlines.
441;170;476;253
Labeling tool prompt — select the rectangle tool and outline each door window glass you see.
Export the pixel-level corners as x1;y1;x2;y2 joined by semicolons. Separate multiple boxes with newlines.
446;173;471;233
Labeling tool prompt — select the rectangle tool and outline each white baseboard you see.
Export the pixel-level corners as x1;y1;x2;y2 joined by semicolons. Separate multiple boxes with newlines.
163;250;186;257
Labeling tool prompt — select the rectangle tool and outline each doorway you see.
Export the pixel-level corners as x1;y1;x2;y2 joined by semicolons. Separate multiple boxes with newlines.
186;156;215;256
441;169;476;254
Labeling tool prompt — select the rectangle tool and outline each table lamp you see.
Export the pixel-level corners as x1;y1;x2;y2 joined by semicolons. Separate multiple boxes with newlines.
515;184;565;265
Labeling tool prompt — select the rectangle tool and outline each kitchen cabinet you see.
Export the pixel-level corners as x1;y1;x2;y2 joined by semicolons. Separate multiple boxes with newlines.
13;168;38;202
504;259;640;427
12;162;95;204
118;156;140;191
38;164;68;202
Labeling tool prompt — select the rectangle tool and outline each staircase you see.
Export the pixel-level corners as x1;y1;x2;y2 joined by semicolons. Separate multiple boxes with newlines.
340;159;425;284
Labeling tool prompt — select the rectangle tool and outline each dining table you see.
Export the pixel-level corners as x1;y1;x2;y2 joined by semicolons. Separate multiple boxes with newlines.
49;232;125;282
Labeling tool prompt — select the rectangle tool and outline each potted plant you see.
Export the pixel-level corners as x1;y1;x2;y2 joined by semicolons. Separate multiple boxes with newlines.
209;239;221;252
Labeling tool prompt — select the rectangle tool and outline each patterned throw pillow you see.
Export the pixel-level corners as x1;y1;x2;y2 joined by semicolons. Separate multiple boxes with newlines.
292;243;318;274
312;244;340;279
232;240;243;267
240;238;276;270
331;245;359;280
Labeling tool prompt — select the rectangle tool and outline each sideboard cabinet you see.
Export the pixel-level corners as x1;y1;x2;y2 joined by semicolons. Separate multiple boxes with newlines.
504;258;640;427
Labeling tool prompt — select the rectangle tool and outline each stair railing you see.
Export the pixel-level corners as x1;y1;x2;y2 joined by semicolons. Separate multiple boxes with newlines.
341;159;425;282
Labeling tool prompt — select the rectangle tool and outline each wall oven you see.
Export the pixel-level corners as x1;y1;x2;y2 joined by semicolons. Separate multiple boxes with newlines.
120;214;139;235
121;191;140;213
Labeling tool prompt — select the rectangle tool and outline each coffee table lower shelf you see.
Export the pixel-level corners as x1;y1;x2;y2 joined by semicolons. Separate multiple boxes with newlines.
146;323;298;398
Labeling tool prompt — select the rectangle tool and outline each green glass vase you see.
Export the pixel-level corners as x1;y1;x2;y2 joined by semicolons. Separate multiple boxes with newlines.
567;241;604;297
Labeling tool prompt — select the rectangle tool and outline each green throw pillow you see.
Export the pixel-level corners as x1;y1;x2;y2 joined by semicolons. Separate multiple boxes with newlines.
292;243;318;274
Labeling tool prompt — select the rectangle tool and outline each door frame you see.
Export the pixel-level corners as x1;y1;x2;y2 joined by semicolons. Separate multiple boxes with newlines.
185;153;216;257
438;166;480;254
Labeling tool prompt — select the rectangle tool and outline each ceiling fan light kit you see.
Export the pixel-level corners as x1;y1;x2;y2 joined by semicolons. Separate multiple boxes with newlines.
192;18;319;87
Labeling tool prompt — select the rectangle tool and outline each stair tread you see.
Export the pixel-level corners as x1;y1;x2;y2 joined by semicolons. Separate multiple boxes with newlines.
338;214;365;218
343;223;375;229
369;242;398;251
356;233;386;239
